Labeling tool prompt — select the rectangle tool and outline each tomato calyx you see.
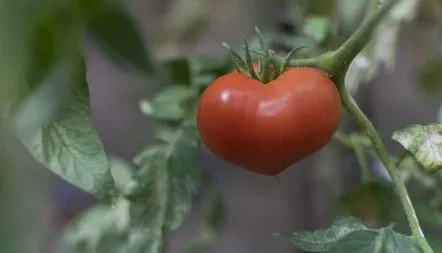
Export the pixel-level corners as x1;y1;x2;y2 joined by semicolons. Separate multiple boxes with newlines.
222;27;306;84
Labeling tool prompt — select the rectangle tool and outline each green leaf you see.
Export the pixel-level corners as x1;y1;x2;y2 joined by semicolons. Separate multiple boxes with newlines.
87;1;155;74
164;125;202;229
331;227;420;253
62;199;130;253
139;86;197;121
275;217;366;252
18;60;116;201
124;124;203;251
330;229;381;253
276;216;421;253
109;156;133;195
124;148;167;253
62;126;203;253
383;228;421;253
12;57;77;137
392;124;442;174
302;16;332;44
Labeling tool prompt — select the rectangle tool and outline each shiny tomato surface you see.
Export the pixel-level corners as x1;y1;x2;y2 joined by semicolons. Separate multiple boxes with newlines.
197;67;341;175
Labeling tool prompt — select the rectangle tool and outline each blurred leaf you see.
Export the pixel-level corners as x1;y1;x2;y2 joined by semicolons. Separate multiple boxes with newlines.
189;55;231;90
26;14;61;89
184;181;224;253
87;1;155;74
341;181;442;235
373;0;420;69
192;74;218;89
275;217;365;252
160;0;211;42
62;199;130;253
419;57;442;95
302;16;332;44
274;34;320;57
336;0;367;34
276;216;420;252
0;0;79;108
0;1;31;104
12;58;75;136
164;57;192;86
139;86;197;121
427;234;442;252
124;124;203;251
161;54;231;91
18;59;116;201
392;124;442;174
305;0;336;16
190;55;231;76
26;4;83;90
345;0;421;94
338;182;399;225
10;3;85;133
109;156;133;194
344;50;375;94
413;201;442;229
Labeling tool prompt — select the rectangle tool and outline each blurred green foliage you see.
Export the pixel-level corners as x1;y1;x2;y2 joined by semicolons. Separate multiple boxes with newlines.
1;0;442;252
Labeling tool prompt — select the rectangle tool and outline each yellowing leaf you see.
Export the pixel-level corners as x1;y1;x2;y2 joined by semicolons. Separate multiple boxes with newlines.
392;124;442;174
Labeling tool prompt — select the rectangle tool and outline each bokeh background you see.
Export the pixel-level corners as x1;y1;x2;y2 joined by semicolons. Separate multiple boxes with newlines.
1;0;442;253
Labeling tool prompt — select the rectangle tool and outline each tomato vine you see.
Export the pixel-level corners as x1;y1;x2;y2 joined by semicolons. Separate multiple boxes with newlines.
2;0;442;253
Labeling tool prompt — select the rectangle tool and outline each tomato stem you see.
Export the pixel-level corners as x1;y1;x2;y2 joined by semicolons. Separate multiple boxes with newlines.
286;0;398;76
350;133;371;182
329;0;398;73
280;46;308;74
337;76;435;253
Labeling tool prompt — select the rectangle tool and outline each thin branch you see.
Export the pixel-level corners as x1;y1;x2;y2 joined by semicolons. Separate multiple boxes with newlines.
337;78;434;253
351;133;371;182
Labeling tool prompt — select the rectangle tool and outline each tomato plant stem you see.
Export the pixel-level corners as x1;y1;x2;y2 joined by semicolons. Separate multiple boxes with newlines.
328;0;398;73
350;133;371;182
287;0;398;75
338;84;435;253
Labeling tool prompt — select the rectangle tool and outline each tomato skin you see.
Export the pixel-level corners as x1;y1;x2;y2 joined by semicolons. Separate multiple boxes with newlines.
197;67;341;175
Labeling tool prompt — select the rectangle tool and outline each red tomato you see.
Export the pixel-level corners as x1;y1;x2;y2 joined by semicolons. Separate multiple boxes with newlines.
196;67;341;175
